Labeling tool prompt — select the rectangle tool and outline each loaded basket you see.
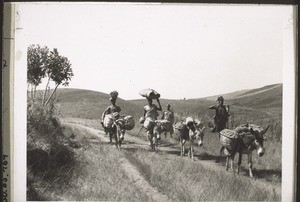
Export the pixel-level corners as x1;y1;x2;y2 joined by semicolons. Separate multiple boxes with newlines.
116;115;135;131
174;122;189;140
219;129;239;153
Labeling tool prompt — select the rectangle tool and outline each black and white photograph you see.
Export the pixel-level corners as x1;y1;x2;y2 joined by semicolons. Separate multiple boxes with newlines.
6;2;297;201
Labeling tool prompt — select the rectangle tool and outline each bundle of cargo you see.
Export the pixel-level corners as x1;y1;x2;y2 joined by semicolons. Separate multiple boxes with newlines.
154;119;173;133
110;90;118;100
174;121;189;139
185;117;194;126
143;118;155;130
103;114;115;128
139;88;160;99
234;124;250;134
219;129;240;155
122;115;135;130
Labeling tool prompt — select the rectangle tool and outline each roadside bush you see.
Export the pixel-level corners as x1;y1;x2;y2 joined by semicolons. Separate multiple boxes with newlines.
27;98;76;200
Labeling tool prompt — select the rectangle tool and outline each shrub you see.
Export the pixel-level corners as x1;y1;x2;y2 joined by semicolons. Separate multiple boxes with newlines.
27;98;76;200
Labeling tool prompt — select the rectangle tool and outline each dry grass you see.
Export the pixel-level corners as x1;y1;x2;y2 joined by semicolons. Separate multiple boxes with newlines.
28;123;150;201
124;149;280;201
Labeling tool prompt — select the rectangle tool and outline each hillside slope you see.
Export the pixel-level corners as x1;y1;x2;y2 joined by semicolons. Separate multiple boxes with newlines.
55;89;143;119
55;83;282;123
228;84;282;109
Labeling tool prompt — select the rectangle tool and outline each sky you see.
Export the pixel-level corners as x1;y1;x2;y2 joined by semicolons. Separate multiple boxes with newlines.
15;3;294;100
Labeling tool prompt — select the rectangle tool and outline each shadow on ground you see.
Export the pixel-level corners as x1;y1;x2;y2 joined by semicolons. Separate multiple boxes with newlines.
197;152;226;163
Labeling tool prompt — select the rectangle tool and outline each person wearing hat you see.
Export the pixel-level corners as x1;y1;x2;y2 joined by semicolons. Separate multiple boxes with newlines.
209;96;230;133
161;104;175;138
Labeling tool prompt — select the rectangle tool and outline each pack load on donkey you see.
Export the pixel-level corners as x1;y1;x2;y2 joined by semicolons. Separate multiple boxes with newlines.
118;115;135;131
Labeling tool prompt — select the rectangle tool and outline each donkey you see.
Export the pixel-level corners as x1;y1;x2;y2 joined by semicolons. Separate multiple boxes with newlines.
174;119;206;160
113;119;126;150
102;112;126;150
220;124;269;178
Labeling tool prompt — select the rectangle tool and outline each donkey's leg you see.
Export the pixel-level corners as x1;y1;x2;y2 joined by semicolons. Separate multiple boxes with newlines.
191;145;194;161
109;132;113;143
230;153;235;172
118;131;122;150
182;139;186;157
226;156;229;171
237;153;242;174
153;135;158;152
148;132;153;150
114;132;118;149
248;152;253;178
190;140;194;160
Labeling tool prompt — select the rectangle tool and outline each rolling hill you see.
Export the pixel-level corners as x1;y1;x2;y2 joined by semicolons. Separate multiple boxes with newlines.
54;83;282;126
55;88;143;119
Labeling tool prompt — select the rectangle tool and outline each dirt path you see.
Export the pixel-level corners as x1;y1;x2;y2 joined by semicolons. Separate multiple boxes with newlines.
62;121;281;197
63;122;171;202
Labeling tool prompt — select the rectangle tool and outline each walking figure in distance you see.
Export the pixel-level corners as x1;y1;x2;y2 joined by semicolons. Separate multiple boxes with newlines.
161;104;175;138
209;96;230;133
209;96;230;154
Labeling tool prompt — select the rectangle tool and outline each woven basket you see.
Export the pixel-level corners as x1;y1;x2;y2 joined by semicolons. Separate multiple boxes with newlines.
220;129;239;150
123;116;135;130
174;122;189;139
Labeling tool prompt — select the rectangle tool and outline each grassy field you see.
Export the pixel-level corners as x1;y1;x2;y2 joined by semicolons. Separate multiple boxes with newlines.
51;117;281;201
64;117;282;183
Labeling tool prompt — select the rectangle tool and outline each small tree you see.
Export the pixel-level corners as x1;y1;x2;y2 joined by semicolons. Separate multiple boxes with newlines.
44;49;73;106
27;44;49;98
27;44;74;106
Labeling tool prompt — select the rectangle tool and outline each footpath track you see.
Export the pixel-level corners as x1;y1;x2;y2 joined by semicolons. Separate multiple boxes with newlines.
63;122;171;202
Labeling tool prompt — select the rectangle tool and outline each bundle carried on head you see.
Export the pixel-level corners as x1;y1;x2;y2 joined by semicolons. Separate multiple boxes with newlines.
110;90;119;100
139;89;160;99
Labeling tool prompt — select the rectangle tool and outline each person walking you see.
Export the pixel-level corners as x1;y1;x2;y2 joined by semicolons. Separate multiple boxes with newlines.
142;97;162;148
101;97;121;142
209;96;230;154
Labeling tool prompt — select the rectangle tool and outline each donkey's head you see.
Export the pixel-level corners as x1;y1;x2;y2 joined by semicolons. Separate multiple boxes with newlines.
115;119;126;141
187;120;206;147
249;125;269;157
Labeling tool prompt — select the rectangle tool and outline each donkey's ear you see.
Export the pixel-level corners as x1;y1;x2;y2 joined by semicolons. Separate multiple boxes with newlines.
263;125;270;134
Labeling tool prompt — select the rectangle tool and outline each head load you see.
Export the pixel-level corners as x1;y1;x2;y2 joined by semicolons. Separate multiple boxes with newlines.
110;90;119;101
139;88;160;100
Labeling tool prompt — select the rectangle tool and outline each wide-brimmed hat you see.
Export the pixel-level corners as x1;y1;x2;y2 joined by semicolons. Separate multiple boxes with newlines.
166;104;170;107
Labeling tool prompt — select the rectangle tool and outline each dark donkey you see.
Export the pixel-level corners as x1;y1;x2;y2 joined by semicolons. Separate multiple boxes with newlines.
220;123;269;178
